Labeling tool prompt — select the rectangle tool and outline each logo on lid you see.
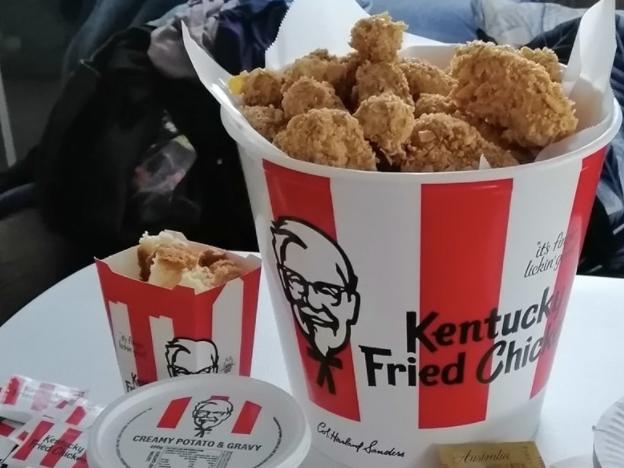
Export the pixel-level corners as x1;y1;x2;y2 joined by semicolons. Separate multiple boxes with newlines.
192;397;233;437
157;395;263;437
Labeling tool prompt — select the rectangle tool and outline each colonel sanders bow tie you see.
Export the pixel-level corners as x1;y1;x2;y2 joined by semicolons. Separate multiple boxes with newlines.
308;347;343;394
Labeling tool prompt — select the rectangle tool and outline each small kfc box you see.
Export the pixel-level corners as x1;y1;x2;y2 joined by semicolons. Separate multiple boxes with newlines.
95;231;262;392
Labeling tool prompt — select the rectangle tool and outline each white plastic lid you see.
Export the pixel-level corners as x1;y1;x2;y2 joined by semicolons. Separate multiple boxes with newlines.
594;397;624;468
550;455;593;468
88;375;311;468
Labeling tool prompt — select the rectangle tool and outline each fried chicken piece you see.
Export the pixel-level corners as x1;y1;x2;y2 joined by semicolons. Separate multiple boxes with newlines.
242;106;286;141
179;267;214;293
209;259;243;286
407;95;535;164
399;58;457;97
148;245;199;289
413;93;457;117
274;109;376;170
179;260;242;293
198;247;228;268
350;13;406;62
354;61;414;106
450;41;577;148
519;47;561;82
340;52;362;109
455;111;535;164
354;93;415;153
240;68;283;107
402;113;518;172
282;77;345;119
136;230;241;292
282;49;351;99
412;94;498;140
138;231;188;281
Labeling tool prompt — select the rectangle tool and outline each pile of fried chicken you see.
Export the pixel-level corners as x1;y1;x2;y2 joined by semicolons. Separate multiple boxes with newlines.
233;13;578;172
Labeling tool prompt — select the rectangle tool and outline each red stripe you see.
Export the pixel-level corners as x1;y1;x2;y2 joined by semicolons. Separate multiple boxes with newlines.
31;383;56;411
73;452;88;468
419;179;513;428
264;161;337;238
264;160;360;421
17;430;27;441
0;420;15;437
127;308;157;386
11;419;54;461
173;286;222;340
240;268;261;376
157;397;192;429
40;427;82;467
231;401;262;434
66;406;87;426
210;395;230;401
3;377;21;405
96;260;205;387
531;150;605;396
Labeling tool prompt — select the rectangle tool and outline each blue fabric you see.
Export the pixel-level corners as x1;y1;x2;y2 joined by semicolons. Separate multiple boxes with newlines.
214;0;289;73
472;0;584;46
369;0;477;43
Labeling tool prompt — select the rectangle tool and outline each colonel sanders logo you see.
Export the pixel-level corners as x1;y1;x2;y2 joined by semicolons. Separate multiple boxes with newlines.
165;338;219;377
272;218;360;394
192;397;233;437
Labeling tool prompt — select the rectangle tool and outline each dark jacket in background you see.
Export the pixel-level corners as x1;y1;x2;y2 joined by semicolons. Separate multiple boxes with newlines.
9;0;288;258
525;16;624;276
3;0;624;277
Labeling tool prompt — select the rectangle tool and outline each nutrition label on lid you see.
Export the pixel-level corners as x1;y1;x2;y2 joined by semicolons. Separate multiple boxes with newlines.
147;446;233;468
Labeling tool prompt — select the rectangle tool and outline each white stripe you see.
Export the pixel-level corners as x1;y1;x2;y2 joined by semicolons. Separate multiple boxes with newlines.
108;302;139;392
150;316;175;380
486;160;582;419
331;177;421;432
212;279;244;374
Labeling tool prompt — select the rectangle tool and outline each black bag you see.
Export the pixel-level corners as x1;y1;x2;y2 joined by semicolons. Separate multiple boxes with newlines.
32;26;256;257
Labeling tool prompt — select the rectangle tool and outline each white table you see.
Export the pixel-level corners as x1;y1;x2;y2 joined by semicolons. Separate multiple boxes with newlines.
1;266;623;467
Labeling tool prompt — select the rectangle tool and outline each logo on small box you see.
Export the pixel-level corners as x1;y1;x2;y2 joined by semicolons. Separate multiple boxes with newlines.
165;338;220;377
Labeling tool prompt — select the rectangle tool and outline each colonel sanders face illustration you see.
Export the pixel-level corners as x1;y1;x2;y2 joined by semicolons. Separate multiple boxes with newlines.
271;218;360;360
192;398;233;437
165;338;219;377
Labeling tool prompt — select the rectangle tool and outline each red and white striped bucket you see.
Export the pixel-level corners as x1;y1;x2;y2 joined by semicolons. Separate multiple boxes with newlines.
95;246;262;392
222;88;622;466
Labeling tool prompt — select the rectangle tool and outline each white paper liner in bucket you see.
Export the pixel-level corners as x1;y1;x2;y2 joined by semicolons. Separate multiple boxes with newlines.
87;374;311;468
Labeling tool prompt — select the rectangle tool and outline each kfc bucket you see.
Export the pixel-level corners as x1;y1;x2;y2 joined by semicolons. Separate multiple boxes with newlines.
221;74;621;468
180;0;621;463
